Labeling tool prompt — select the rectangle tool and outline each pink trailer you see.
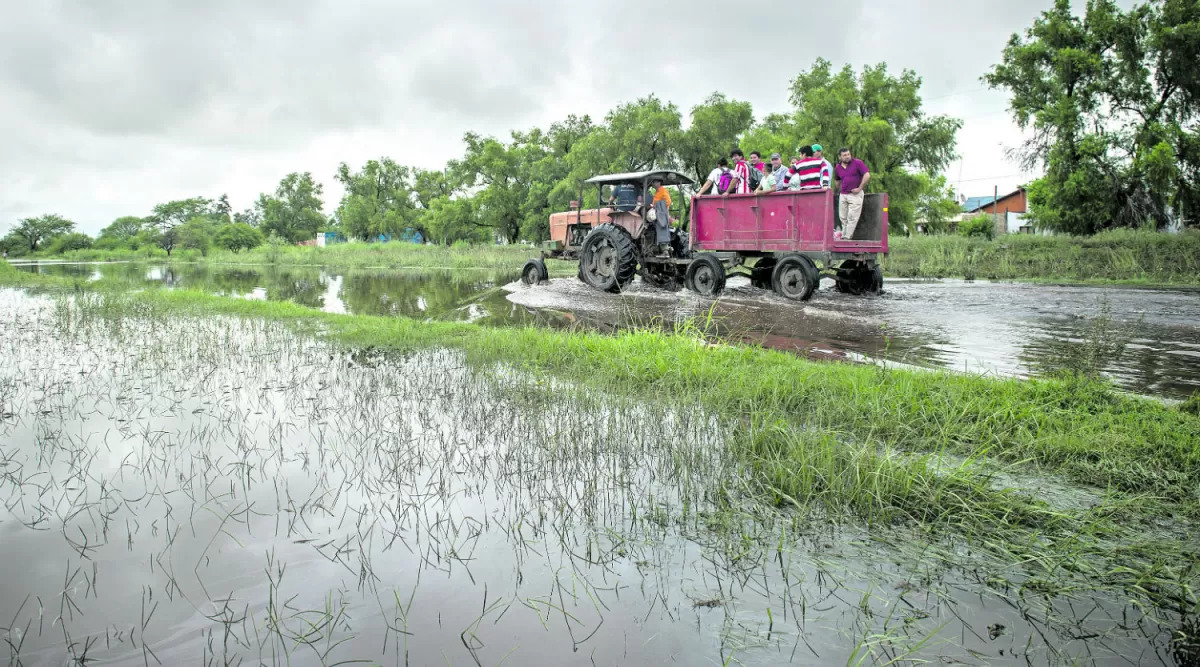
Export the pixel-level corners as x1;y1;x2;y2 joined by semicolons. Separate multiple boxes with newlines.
685;189;889;299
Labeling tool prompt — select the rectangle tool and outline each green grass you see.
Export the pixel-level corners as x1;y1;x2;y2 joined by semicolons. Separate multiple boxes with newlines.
34;241;578;275
885;229;1200;285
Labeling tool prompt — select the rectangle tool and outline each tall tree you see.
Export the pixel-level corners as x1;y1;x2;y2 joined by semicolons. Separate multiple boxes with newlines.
258;172;325;243
987;0;1200;233
149;197;212;256
334;159;418;241
739;60;960;233
98;216;145;242
8;214;75;251
676;93;755;186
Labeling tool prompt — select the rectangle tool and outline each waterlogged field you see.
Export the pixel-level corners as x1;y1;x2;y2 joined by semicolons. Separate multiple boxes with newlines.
1;288;1198;666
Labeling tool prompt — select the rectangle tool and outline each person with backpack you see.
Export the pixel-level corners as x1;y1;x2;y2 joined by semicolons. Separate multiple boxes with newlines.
697;157;740;196
731;149;754;194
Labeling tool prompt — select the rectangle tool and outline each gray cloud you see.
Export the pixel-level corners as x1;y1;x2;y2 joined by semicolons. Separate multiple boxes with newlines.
0;0;1054;233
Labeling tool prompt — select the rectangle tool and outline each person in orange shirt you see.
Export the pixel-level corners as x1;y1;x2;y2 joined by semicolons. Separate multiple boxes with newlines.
650;178;673;256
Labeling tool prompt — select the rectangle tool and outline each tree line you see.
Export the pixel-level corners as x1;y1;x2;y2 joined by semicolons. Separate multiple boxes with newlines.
3;1;1198;258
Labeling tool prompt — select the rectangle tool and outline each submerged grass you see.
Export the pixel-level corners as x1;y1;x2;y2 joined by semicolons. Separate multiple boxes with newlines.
885;229;1200;285
37;241;579;275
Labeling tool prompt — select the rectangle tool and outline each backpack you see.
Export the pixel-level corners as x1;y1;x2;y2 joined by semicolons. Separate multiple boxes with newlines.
747;166;763;191
717;169;735;194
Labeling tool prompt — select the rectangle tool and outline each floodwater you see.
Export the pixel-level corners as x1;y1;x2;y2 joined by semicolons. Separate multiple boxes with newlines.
12;260;1200;400
0;289;1188;665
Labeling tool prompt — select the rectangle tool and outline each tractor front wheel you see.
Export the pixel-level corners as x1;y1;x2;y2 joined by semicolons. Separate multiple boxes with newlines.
578;223;638;293
685;254;726;297
772;255;819;301
521;258;549;286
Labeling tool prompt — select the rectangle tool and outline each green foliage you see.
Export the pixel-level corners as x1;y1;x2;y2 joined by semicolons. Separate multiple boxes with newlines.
987;0;1200;233
150;198;213;255
334;159;418;241
98;216;145;244
258;172;325;243
46;232;93;254
6;214;75;251
214;223;264;253
741;59;961;234
958;214;996;240
913;174;962;234
265;232;288;264
178;217;219;256
424;196;489;245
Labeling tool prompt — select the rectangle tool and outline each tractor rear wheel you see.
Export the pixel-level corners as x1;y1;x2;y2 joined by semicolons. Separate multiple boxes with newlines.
521;258;549;286
772;255;819;301
578;223;638;293
685;254;726;297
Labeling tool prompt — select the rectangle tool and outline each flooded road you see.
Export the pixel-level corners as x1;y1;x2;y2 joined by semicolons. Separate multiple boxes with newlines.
12;260;1200;400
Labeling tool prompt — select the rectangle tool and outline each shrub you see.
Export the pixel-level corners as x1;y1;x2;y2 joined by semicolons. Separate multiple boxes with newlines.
958;214;996;240
47;232;94;254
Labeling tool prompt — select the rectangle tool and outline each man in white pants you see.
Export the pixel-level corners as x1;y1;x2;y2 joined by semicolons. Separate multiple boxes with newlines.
833;148;871;240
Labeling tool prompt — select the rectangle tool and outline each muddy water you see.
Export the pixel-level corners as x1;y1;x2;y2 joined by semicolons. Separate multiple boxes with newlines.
0;290;1184;665
13;261;1200;400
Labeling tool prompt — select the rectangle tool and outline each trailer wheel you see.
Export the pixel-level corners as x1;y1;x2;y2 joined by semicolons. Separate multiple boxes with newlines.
685;254;726;297
772;255;818;301
578;223;638;293
521;258;549;286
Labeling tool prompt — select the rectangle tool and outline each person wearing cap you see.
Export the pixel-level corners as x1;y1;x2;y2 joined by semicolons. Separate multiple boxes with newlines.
812;144;833;189
770;152;790;191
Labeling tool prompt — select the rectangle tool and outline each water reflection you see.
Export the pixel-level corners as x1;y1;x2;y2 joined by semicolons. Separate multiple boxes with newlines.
11;261;1200;400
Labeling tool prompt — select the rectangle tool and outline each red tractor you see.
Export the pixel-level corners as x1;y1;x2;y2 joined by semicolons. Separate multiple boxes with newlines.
521;170;888;299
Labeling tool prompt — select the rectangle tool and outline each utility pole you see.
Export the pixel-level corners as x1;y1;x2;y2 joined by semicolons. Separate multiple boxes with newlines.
994;185;1001;237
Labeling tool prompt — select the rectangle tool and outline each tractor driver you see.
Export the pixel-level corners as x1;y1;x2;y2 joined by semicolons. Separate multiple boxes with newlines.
650;178;673;256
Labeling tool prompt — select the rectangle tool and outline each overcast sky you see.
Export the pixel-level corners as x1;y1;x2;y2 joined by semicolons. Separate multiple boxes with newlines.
1;0;1055;235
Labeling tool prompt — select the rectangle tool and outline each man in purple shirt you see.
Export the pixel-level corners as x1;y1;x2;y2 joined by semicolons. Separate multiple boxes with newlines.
834;148;871;240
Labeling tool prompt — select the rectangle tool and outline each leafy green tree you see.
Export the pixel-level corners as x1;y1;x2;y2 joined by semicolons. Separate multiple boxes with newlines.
424;196;489;245
179;216;220;256
987;0;1200;233
8;214;75;252
47;232;93;254
98;216;145;245
258;172;325;243
234;207;261;227
743;59;960;233
913;175;962;234
150;198;212;255
213;194;233;223
334;159;417;241
676;93;755;186
214;223;265;252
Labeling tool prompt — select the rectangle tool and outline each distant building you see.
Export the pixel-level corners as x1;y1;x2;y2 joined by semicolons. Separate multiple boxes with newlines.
917;188;1040;235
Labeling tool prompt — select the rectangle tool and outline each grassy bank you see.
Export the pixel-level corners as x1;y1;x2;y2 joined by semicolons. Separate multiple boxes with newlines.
885;228;1200;285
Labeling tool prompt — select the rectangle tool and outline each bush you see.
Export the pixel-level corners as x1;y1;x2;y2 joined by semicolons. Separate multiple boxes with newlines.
214;223;265;253
47;232;94;254
958;214;996;240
